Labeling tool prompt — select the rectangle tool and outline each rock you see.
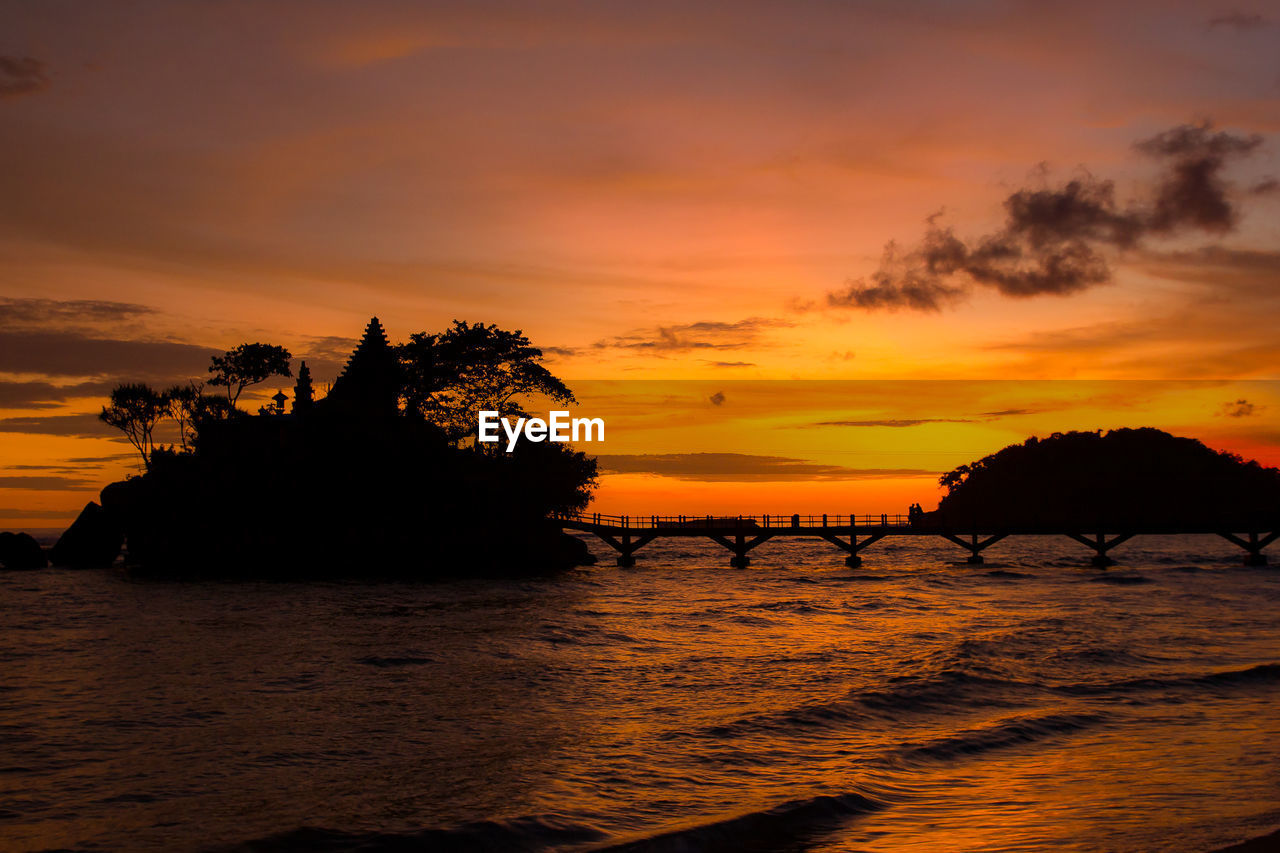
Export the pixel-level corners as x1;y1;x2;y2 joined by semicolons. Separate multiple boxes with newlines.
0;531;47;569
49;502;123;568
559;532;598;566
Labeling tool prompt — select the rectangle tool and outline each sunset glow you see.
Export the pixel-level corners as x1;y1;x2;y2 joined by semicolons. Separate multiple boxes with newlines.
3;1;1279;527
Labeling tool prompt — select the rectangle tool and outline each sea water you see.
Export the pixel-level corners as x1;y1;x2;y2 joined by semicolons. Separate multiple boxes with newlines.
2;534;1278;852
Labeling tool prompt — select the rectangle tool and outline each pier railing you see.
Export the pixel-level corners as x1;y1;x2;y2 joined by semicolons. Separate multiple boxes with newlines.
559;512;912;529
554;510;1276;569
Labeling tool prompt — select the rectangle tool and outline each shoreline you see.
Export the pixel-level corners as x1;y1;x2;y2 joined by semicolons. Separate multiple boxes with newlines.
1212;827;1280;852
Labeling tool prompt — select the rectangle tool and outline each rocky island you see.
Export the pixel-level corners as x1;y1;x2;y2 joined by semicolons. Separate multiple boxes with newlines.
37;317;598;578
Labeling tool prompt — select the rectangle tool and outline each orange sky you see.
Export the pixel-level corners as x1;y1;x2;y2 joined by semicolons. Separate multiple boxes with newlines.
2;1;1279;529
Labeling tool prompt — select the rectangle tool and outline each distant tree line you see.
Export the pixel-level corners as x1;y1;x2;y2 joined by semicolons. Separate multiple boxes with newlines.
932;427;1280;527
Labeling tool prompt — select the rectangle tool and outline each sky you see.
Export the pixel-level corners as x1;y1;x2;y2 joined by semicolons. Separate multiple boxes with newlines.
2;0;1279;528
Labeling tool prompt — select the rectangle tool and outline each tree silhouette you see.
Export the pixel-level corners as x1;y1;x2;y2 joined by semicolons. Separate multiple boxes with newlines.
164;382;203;452
100;383;168;469
934;427;1280;527
208;343;292;408
398;321;575;442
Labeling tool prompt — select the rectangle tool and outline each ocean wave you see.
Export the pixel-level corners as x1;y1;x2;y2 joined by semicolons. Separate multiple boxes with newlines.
1088;573;1152;585
596;790;885;853
889;711;1104;766
213;813;606;852
355;655;435;667
690;695;871;740
1057;662;1280;697
679;667;1036;742
857;669;1036;715
536;625;641;646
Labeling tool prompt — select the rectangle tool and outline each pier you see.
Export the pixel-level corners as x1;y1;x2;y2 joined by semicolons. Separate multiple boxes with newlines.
558;513;1278;569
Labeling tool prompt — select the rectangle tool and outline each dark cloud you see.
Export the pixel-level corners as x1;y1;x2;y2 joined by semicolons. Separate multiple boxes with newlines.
594;452;936;482
827;122;1266;311
0;380;117;409
703;360;755;368
595;318;791;351
709;391;726;406
1141;246;1280;298
0;56;48;99
0;413;122;438
295;335;357;381
65;453;135;464
0;507;79;519
1207;11;1266;29
540;346;579;359
0;475;94;490
0;299;213;394
0;330;218;380
1135;123;1262;233
6;452;133;472
0;298;155;329
811;417;976;427
1251;177;1278;195
1219;399;1260;417
827;237;969;311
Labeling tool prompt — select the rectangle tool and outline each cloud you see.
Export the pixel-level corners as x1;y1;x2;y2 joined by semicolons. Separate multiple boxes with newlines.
0;330;218;380
826;122;1267;311
594;318;791;351
1219;398;1261;417
0;380;117;409
0;413;122;438
0;475;94;490
5;453;134;472
1135;123;1262;233
0;298;156;330
811;417;976;427
709;391;726;406
1251;177;1279;195
1206;11;1266;29
1140;246;1280;298
703;360;755;368
0;299;216;392
594;452;936;481
0;507;80;519
288;335;359;384
0;56;48;100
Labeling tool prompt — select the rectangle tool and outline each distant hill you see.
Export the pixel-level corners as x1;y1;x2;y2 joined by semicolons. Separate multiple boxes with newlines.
931;428;1280;528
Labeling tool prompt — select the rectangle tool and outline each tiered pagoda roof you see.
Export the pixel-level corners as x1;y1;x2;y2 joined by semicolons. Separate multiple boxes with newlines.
322;317;401;417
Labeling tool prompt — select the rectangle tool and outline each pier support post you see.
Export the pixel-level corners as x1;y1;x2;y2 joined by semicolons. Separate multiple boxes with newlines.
966;532;984;565
1065;532;1133;569
618;533;636;567
939;532;1008;566
709;531;771;568
591;530;655;568
1217;531;1277;566
819;531;886;568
